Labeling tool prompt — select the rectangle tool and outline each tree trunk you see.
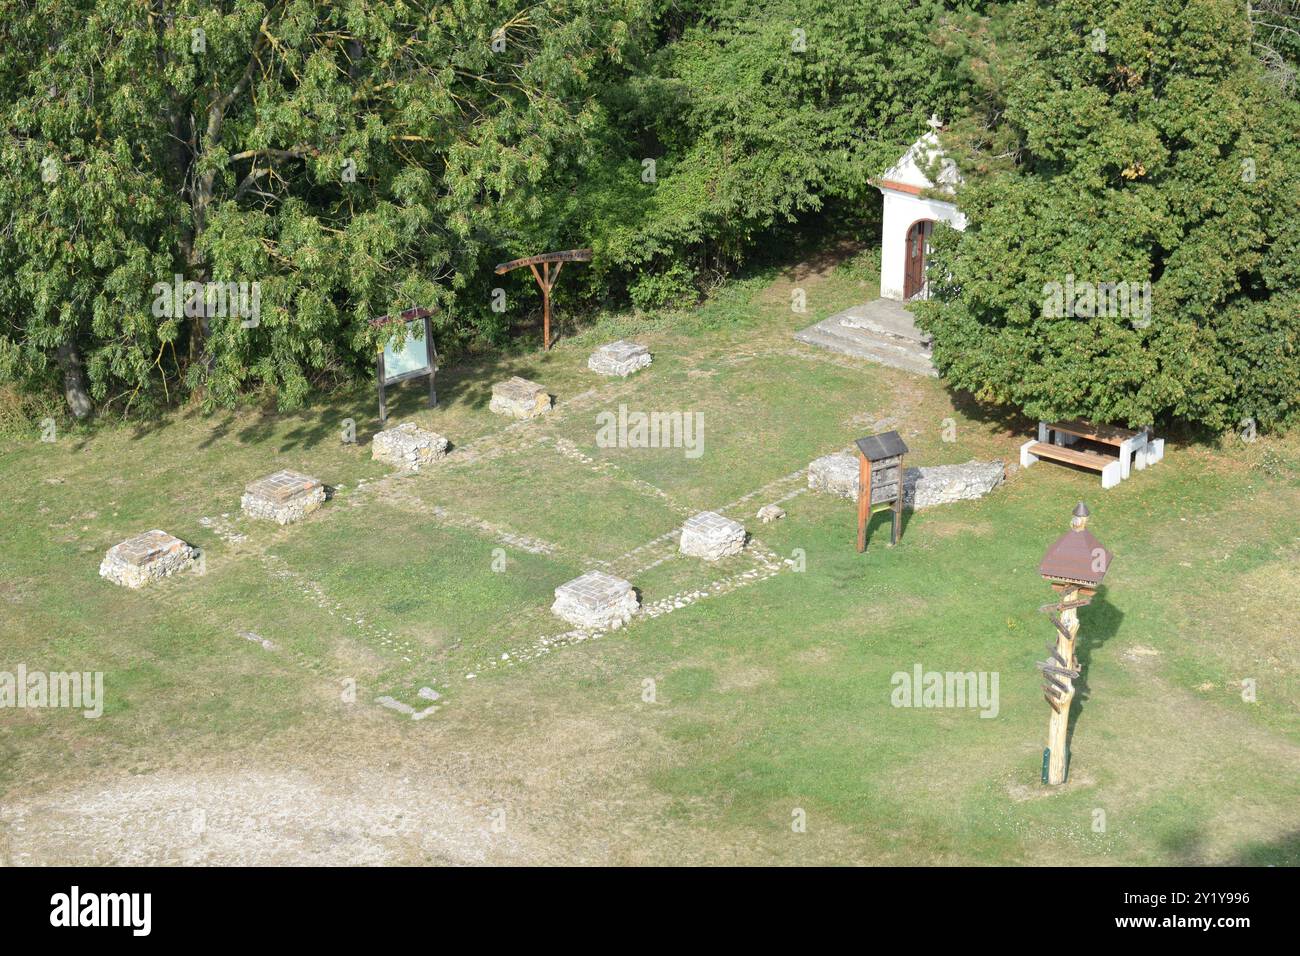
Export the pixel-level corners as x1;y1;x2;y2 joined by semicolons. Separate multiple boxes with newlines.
56;342;93;419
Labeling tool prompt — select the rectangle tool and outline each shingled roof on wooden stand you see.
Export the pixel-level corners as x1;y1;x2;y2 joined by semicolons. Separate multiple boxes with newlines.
854;430;909;462
1038;502;1113;588
854;430;909;552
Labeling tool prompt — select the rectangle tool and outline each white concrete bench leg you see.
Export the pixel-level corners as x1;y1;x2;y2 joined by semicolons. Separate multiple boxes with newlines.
1119;437;1137;479
1038;422;1050;443
1148;437;1164;464
1101;460;1122;489
1020;439;1040;468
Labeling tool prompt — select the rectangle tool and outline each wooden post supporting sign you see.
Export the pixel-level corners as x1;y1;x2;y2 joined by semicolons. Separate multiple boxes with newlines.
494;249;593;351
371;307;438;425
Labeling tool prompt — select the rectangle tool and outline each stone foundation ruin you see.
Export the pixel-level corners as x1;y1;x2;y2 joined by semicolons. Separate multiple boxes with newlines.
588;340;652;377
489;377;552;419
552;571;639;629
241;470;326;525
372;422;449;471
99;530;193;588
808;453;1004;509
679;511;746;561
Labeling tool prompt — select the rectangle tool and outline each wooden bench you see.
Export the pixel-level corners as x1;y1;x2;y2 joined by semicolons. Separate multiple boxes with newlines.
1038;419;1149;480
1021;441;1122;488
1022;418;1165;488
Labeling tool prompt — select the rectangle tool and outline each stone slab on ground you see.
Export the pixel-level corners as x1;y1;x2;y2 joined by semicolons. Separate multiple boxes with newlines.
836;298;933;346
100;530;193;588
372;422;449;470
903;460;1004;509
551;571;639;630
241;470;326;524
793;298;936;377
489;376;552;419
808;453;1005;508
757;504;786;523
679;511;746;561
588;340;652;377
807;452;861;500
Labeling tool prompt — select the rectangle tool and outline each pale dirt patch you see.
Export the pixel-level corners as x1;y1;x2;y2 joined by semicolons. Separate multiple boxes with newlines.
921;520;994;539
0;767;537;866
713;665;777;694
793;646;836;667
1007;769;1100;802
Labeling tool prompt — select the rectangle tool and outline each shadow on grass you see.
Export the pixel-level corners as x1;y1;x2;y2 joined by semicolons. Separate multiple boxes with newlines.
1067;585;1123;755
949;390;1038;438
947;390;1223;451
1229;829;1300;866
103;343;572;455
1155;824;1300;865
858;505;915;550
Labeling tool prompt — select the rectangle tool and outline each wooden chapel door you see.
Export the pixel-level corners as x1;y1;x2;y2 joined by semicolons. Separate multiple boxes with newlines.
903;219;934;300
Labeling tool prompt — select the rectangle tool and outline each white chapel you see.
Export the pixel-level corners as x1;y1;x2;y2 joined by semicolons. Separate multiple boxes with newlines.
875;117;966;301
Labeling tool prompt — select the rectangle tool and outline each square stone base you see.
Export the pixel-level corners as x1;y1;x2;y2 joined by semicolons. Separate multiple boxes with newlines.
679;511;746;560
100;530;193;588
241;470;326;524
552;571;638;630
489;377;552;419
588;341;652;377
372;422;450;470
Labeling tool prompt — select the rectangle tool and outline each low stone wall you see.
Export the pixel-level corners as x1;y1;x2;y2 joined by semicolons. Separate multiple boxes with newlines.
489;377;552;419
241;470;326;524
808;453;1004;509
807;453;860;500
588;340;652;377
679;511;746;561
100;530;193;588
904;460;1005;509
552;571;639;630
372;422;449;470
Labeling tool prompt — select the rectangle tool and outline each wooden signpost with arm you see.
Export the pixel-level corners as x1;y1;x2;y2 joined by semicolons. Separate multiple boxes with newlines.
494;249;593;351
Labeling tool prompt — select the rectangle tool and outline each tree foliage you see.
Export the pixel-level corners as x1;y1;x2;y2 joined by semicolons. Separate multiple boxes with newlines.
1;0;645;414
1;0;1296;435
560;0;970;294
915;0;1300;431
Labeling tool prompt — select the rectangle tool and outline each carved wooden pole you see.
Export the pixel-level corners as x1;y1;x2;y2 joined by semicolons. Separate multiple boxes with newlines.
1043;586;1081;785
1037;502;1111;786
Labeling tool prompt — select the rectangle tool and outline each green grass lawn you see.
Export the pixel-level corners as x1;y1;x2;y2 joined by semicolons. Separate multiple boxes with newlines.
1;246;1297;865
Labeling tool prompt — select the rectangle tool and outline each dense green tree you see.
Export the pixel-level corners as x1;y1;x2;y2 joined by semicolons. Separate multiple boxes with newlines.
915;0;1300;432
4;0;1295;432
550;0;972;302
0;0;645;415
